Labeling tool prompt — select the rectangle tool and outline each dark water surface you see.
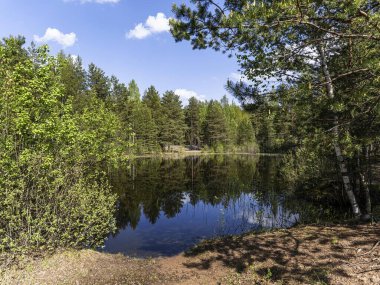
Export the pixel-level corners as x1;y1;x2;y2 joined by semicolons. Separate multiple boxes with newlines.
102;155;332;257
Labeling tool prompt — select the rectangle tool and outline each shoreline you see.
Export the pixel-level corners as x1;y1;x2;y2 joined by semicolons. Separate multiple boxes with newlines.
133;151;284;159
2;223;379;285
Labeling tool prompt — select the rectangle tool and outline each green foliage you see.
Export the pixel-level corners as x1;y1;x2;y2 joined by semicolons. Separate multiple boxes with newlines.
142;85;162;124
127;79;141;102
203;100;228;147
0;155;116;252
131;102;160;153
185;97;202;146
88;63;110;101
237;116;254;145
170;0;380;215
0;37;125;253
281;146;332;188
264;268;272;281
73;92;129;167
0;33;259;257
111;76;129;114
160;91;187;146
0;34;262;256
213;142;225;153
57;52;86;103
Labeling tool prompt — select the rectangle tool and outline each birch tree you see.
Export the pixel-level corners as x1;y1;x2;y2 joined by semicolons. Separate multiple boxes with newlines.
170;0;380;217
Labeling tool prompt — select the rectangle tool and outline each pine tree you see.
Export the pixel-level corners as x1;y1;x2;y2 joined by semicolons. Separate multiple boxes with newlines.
57;52;86;103
160;91;186;147
237;116;254;145
170;0;380;215
142;85;162;125
110;75;128;105
131;102;159;153
185;97;201;146
203;100;228;147
222;99;241;146
87;63;110;101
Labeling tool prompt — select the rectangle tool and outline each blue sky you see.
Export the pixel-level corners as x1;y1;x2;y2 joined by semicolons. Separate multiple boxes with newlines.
0;0;242;104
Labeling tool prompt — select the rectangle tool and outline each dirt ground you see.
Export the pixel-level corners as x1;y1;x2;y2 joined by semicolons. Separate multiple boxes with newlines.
1;224;379;285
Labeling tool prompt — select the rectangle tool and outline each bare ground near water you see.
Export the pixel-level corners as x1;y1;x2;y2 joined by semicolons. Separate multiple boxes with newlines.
1;224;379;285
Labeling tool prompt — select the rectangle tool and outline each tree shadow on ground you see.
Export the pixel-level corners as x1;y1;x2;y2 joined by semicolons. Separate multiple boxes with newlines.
182;224;380;284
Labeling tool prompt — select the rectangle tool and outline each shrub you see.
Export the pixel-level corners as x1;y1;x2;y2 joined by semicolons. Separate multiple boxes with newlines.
0;154;116;253
0;37;122;254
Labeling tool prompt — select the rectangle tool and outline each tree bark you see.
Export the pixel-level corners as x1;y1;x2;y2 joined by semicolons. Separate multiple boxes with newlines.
359;172;372;215
317;44;362;217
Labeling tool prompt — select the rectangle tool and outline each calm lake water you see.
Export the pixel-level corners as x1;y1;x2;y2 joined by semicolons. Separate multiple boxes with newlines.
102;155;334;257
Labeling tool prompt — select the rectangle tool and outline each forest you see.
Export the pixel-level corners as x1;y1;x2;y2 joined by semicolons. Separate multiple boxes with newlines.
57;48;258;154
0;36;259;253
1;2;380;282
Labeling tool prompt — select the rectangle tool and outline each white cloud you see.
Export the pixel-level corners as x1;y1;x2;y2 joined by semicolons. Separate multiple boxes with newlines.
145;13;170;33
70;54;79;62
229;72;251;84
127;23;151;40
284;44;319;66
174;89;206;105
33;28;77;48
229;70;300;92
127;13;170;39
65;0;120;3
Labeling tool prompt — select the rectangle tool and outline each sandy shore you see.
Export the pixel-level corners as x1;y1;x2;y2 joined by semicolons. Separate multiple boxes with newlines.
1;223;379;285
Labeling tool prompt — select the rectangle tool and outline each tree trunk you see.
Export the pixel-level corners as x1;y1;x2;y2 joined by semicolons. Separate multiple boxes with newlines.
359;172;372;215
317;44;362;217
366;145;373;185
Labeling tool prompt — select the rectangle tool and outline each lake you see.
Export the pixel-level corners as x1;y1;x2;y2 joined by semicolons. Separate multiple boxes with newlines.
102;154;336;257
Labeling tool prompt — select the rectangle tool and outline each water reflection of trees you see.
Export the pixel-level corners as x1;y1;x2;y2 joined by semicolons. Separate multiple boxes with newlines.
110;155;337;232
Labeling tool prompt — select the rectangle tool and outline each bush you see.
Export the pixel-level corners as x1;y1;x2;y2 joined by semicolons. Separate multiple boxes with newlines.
0;153;117;253
0;37;122;254
213;143;225;153
281;147;333;186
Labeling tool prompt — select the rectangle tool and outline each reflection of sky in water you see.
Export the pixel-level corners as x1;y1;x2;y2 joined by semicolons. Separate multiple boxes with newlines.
99;155;326;257
103;193;298;257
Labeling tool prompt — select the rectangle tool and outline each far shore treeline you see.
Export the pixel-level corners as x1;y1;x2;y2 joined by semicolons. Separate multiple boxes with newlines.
56;44;259;155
